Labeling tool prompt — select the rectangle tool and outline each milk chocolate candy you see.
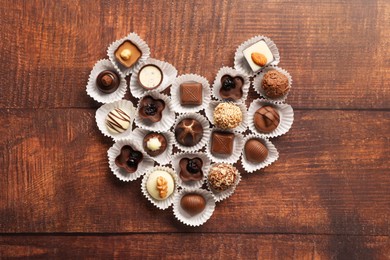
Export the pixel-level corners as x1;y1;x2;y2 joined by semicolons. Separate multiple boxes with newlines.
180;81;203;105
211;131;235;156
219;75;244;101
114;40;142;68
253;106;280;133
244;139;268;163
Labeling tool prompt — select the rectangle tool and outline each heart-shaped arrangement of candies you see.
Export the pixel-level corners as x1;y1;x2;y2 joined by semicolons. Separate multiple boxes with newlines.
86;32;294;226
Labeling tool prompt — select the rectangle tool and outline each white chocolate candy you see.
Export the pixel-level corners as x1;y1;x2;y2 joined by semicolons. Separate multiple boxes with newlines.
146;170;174;200
242;40;274;72
106;108;131;134
138;64;163;90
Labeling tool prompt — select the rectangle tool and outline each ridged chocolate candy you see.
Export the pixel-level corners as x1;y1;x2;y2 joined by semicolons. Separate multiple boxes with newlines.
244;139;268;163
180;193;206;215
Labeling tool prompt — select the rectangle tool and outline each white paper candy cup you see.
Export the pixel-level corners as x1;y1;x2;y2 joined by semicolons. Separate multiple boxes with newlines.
171;152;211;189
107;139;155;182
206;128;244;164
96;100;136;141
211;67;250;103
86;59;128;104
173;188;216;227
171;74;211;114
234;35;280;77
205;101;248;133
129;128;174;165
254;66;292;103
129;58;178;98
134;91;175;132
205;163;242;203
107;32;150;76
248;98;294;138
141;166;178;210
240;134;279;173
173;113;211;153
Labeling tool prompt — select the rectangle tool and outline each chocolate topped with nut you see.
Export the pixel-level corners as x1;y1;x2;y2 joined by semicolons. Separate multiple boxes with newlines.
179;157;203;181
139;96;165;123
114;40;142;68
115;145;143;173
219;75;244;100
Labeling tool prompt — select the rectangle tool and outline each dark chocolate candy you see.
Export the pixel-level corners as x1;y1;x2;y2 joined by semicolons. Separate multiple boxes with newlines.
175;118;203;147
138;96;165;123
253;106;280;133
219;75;244;100
115;145;143;173
179;157;203;181
142;132;167;157
211;131;235;156
180;81;203;105
244;139;268;163
96;70;120;94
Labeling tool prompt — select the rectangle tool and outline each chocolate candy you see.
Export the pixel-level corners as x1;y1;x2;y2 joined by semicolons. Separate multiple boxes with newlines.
219;75;244;100
208;163;237;192
138;96;165;123
261;70;289;98
213;103;243;129
180;81;203;105
138;64;163;90
106;108;131;134
175;119;203;147
143;132;167;157
180;193;206;216
115;145;143;173
96;70;120;93
244;139;268;163
242;40;274;72
114;40;142;68
146;170;175;200
179;157;203;181
254;106;280;133
211;131;235;156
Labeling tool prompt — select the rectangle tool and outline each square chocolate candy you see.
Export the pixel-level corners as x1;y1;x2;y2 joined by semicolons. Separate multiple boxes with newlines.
211;131;235;155
180;82;203;105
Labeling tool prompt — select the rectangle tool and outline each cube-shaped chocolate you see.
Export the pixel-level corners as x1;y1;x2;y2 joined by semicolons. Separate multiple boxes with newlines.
180;82;203;105
211;131;235;155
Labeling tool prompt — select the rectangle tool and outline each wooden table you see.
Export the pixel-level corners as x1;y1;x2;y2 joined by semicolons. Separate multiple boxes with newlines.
1;0;389;259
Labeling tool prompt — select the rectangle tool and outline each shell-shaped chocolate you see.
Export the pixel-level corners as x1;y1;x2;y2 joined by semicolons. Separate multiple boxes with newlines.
180;193;206;216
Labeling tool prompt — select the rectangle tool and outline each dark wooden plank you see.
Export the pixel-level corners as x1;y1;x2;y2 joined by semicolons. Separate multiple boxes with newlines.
0;234;389;259
0;109;389;234
0;0;389;109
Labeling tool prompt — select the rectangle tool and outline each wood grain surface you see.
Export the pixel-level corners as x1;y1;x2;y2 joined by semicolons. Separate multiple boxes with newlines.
0;0;389;259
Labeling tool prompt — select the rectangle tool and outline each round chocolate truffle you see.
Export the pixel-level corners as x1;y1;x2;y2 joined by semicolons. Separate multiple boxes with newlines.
208;163;238;192
143;132;167;157
244;139;268;163
146;170;175;200
96;70;120;94
106;108;131;134
175;118;203;147
253;106;280;133
180;193;206;216
213;103;243;129
138;64;163;90
261;70;289;98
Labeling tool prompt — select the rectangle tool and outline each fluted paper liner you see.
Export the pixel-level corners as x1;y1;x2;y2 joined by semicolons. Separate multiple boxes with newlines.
86;59;127;104
254;66;292;103
107;32;151;76
134;91;175;132
206;128;244;164
205;163;242;203
248;98;294;138
141;166;178;210
171;152;211;189
205;101;248;133
211;67;250;103
129;58;178;98
171;74;211;114
96;100;136;141
241;134;279;173
173;188;216;227
234;35;280;76
107;139;155;182
173;113;211;153
129;128;174;165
